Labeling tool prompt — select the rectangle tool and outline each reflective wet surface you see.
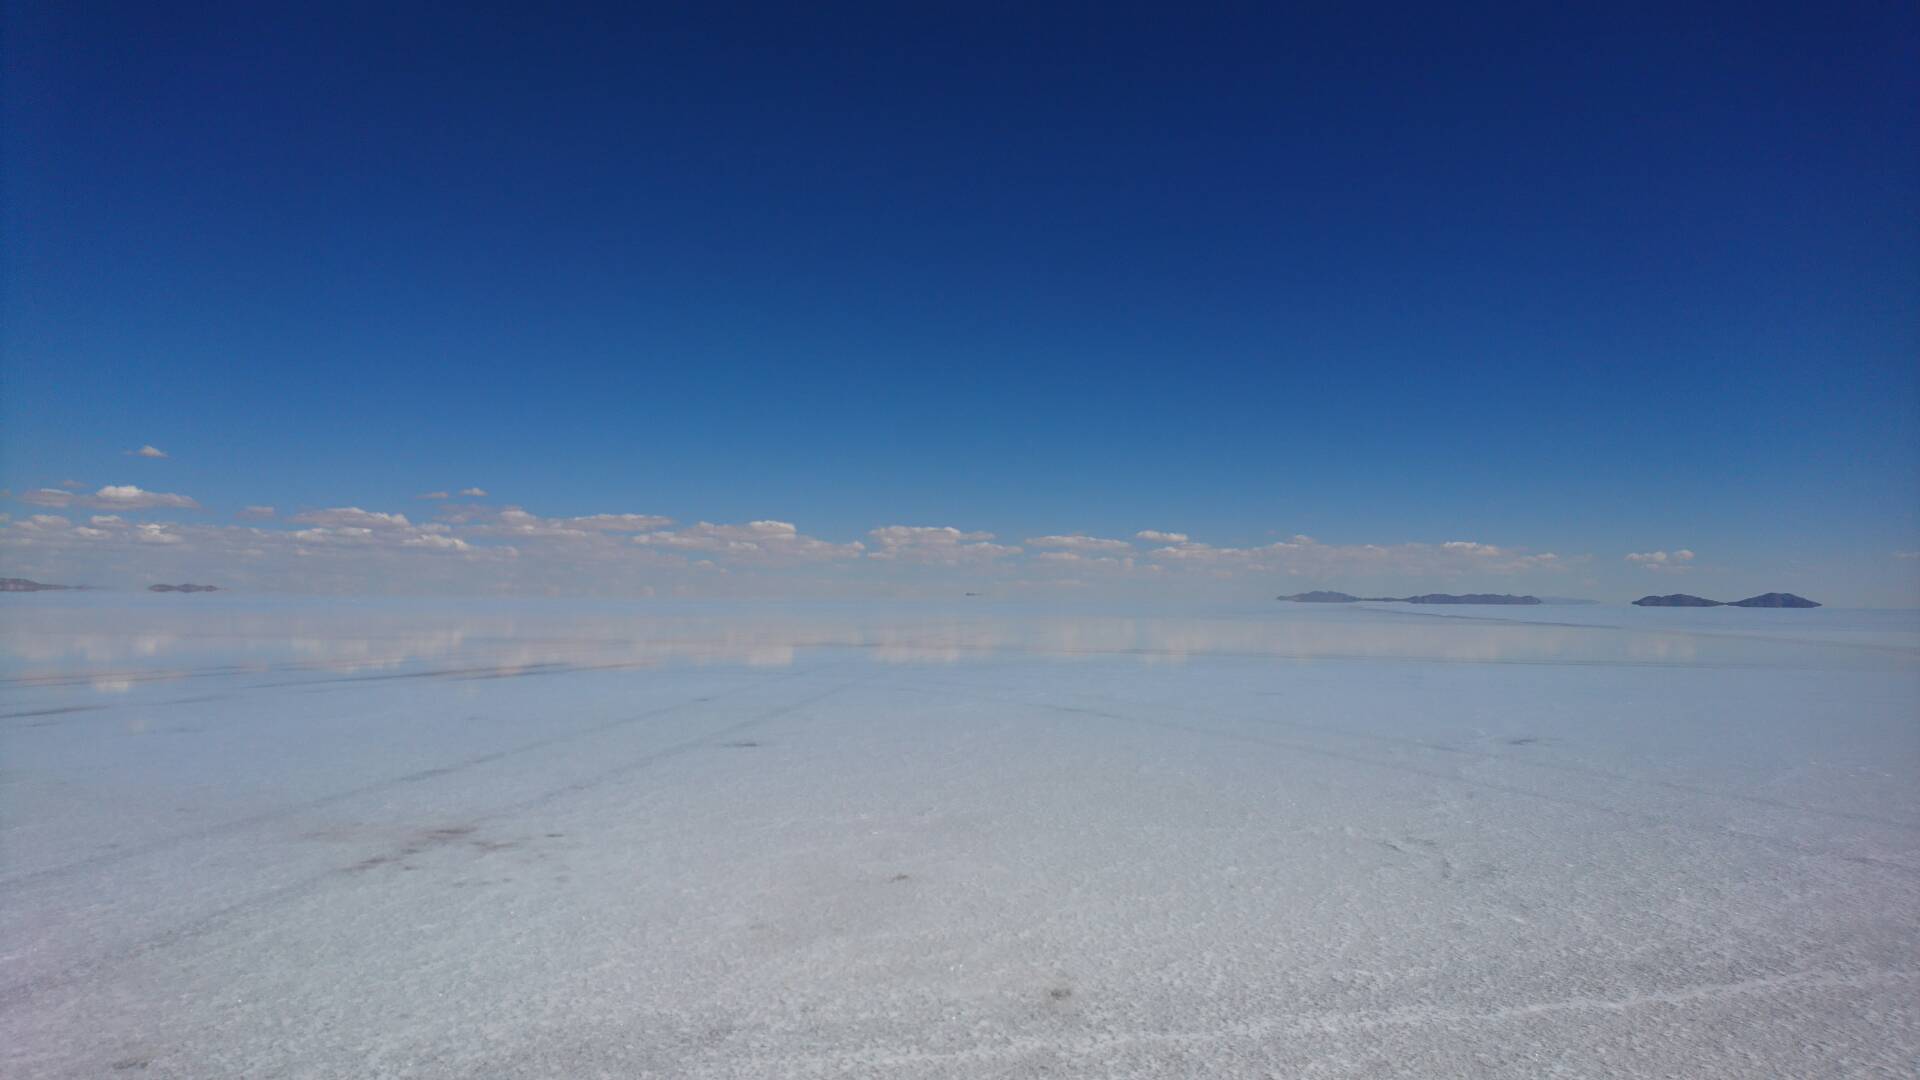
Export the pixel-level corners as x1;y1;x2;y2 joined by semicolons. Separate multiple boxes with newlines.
4;597;1918;1077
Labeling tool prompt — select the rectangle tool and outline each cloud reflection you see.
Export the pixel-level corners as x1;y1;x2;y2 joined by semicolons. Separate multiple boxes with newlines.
4;601;1886;691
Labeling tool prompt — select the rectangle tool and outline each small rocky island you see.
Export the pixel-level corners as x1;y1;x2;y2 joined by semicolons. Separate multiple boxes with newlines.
1280;592;1541;605
148;583;220;593
1633;592;1820;608
0;577;82;592
1728;592;1820;608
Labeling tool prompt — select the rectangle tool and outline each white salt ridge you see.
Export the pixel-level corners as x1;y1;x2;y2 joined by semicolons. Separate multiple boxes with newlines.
2;598;1916;1077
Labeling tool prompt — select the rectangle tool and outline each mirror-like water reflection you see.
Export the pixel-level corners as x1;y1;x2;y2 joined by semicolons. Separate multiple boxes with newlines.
3;596;1917;1077
6;597;1916;689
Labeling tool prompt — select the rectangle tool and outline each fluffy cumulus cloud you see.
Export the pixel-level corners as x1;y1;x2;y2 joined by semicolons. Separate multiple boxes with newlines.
1626;549;1695;572
2;506;513;590
2;478;1598;597
95;485;201;509
134;523;183;544
867;525;1020;563
637;520;863;561
14;514;73;531
460;487;488;497
1435;540;1563;570
291;508;413;529
1116;533;1569;580
463;507;675;540
127;445;168;459
418;491;451;500
557;513;675;532
400;532;471;551
19;485;201;510
1025;534;1135;554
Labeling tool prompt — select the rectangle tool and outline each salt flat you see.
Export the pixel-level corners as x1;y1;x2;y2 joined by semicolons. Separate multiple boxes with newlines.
2;597;1917;1078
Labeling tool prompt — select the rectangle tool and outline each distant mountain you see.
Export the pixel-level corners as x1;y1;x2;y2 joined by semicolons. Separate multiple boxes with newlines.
1633;592;1822;608
148;583;220;593
1535;596;1599;605
1728;592;1820;608
1;577;81;592
1279;592;1541;605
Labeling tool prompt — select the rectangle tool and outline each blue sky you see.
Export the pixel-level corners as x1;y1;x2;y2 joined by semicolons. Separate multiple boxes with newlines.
4;4;1916;602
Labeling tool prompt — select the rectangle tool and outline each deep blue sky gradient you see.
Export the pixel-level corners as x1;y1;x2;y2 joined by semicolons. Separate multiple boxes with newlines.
4;3;1916;585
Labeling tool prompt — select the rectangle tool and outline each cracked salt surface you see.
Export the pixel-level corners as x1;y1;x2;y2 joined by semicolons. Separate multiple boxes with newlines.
2;597;1916;1077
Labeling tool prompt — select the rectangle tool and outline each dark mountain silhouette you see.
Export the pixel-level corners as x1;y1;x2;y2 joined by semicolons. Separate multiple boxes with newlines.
1728;592;1820;608
1635;592;1821;608
0;577;82;592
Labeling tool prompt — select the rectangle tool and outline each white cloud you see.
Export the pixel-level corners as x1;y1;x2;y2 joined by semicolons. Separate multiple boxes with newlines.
1896;551;1920;560
95;485;201;509
402;533;472;551
487;508;588;539
134;523;183;545
2;481;1598;597
418;491;451;500
127;445;168;459
1125;534;1572;581
20;485;201;510
1626;549;1695;573
870;525;995;545
459;487;488;497
470;507;675;539
638;520;862;561
867;525;1019;563
557;513;675;532
290;508;412;529
1025;534;1134;554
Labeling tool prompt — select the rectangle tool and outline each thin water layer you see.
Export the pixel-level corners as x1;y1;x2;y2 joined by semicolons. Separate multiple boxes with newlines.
3;597;1917;1077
